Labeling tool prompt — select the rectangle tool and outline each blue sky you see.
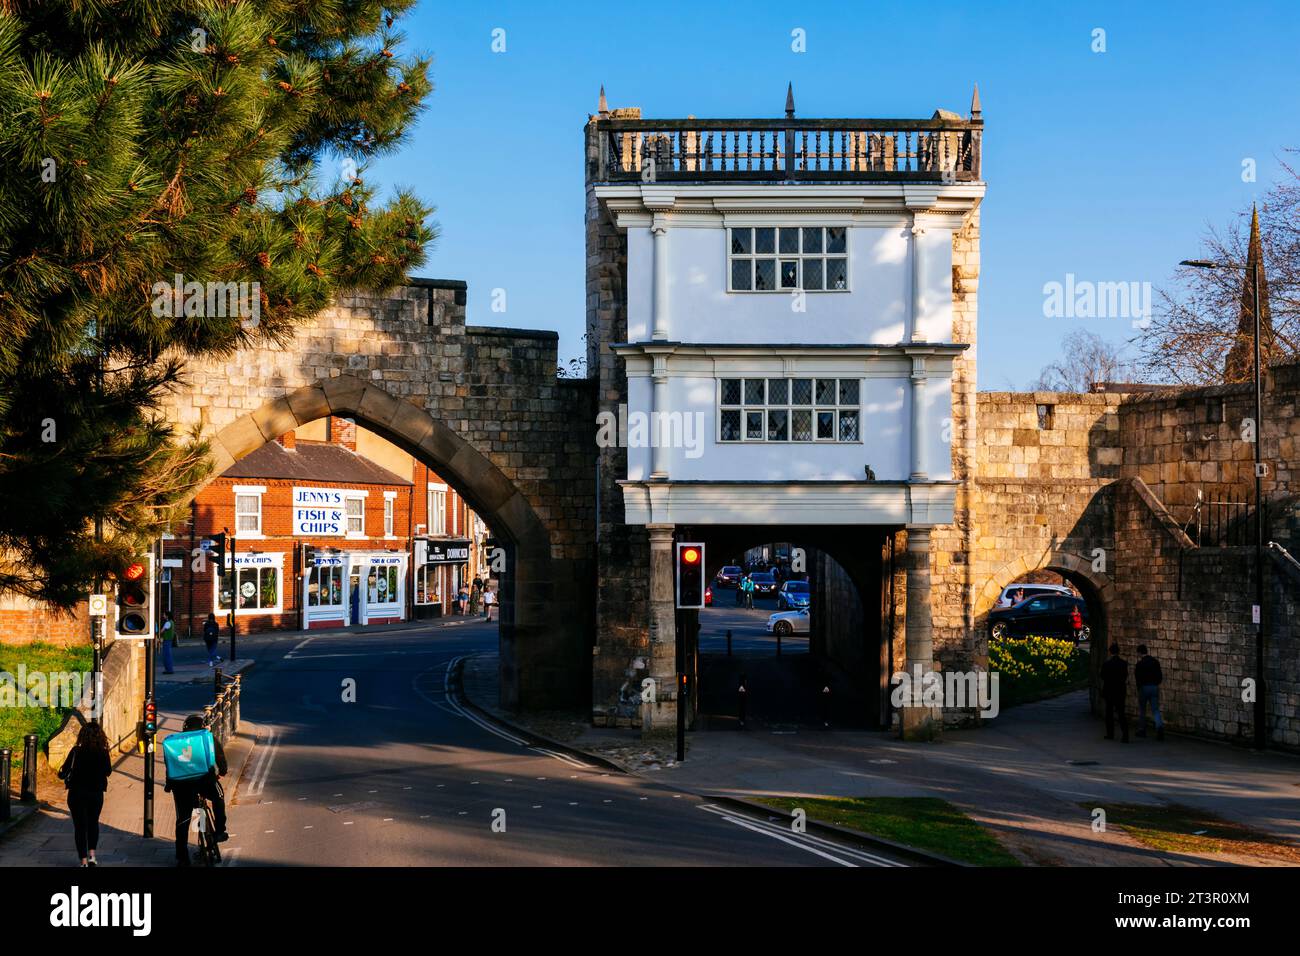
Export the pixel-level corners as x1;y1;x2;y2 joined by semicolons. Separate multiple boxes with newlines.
366;1;1300;389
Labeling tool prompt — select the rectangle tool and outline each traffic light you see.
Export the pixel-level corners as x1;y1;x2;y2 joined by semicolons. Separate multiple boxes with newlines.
675;542;705;609
115;554;155;637
143;697;157;738
206;532;226;573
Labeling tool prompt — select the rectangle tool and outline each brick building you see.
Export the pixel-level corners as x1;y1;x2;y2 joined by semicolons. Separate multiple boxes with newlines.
165;417;486;635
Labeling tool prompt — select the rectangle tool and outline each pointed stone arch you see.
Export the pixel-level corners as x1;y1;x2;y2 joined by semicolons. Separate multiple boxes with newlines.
195;374;563;709
975;548;1115;618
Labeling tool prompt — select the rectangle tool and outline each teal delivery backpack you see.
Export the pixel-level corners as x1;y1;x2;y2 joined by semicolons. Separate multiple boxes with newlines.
162;729;216;782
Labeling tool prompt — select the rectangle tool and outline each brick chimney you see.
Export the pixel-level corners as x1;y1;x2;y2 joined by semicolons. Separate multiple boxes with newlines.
277;430;296;450
328;417;357;451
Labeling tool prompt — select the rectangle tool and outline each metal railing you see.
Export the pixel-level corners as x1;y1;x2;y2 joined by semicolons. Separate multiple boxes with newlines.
202;670;241;746
596;117;982;183
1186;491;1270;548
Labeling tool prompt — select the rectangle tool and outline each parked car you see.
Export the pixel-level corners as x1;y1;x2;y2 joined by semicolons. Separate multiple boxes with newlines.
748;571;778;596
994;582;1073;608
988;594;1090;642
777;580;810;610
716;566;744;589
767;608;810;636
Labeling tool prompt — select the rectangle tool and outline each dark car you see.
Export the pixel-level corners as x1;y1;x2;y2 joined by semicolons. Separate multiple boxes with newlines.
749;572;778;596
777;580;810;610
988;594;1090;642
716;566;744;589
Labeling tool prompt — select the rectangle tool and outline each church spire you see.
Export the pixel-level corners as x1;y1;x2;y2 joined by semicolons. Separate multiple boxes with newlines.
1224;204;1275;382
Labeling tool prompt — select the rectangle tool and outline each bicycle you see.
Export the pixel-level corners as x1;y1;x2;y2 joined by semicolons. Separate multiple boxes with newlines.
190;792;222;867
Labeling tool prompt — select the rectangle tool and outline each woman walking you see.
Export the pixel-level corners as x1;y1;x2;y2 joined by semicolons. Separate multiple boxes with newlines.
160;610;177;674
60;722;113;867
203;612;222;666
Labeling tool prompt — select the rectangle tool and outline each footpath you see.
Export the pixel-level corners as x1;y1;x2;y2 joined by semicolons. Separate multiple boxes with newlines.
461;653;1300;867
0;641;256;867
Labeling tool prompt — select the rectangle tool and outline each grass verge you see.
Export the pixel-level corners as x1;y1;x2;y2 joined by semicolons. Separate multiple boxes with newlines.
0;642;94;772
1085;802;1300;864
755;795;1021;866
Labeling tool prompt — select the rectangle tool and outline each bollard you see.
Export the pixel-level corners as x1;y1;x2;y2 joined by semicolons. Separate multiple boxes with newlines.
203;704;216;736
20;734;38;802
232;676;241;734
821;684;832;728
738;678;747;729
0;748;11;821
214;666;223;695
726;629;732;657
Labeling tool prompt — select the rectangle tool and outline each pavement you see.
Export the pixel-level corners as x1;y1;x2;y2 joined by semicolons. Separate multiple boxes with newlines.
1;617;907;867
463;641;1300;867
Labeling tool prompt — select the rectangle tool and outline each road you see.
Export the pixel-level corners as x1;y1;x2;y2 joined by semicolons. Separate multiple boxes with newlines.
217;620;904;867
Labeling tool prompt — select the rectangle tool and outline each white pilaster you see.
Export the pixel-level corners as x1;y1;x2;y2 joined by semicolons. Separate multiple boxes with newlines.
651;212;669;341
909;355;928;482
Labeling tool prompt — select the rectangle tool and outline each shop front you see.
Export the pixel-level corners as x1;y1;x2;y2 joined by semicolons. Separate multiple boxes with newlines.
303;550;407;628
413;537;470;619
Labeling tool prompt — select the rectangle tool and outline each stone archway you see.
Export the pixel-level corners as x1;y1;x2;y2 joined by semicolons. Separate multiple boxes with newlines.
975;549;1115;619
976;548;1115;714
196;375;566;710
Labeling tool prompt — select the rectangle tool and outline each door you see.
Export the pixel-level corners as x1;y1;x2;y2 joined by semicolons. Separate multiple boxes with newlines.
349;566;363;625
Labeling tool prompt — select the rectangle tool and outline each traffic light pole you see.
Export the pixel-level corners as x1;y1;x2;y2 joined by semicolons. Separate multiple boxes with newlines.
143;630;156;838
675;608;686;762
227;528;238;662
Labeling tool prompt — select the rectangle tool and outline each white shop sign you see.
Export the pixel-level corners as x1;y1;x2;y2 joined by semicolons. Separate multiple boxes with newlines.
292;487;351;536
233;553;281;567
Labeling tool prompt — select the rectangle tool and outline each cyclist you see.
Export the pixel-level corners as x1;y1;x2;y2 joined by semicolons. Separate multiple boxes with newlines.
164;714;229;866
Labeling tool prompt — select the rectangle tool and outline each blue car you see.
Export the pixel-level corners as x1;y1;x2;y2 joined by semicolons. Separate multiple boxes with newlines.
777;580;810;610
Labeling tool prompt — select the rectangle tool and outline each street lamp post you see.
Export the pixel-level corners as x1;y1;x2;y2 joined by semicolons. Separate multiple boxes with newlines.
1180;256;1267;750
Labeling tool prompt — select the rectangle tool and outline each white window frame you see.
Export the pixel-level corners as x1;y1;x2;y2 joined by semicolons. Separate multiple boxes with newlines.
383;491;397;538
344;492;367;539
717;377;862;444
215;555;283;616
232;485;266;538
727;225;850;294
428;483;447;536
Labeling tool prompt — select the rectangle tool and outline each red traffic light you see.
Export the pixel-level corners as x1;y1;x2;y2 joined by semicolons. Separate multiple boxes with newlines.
682;547;700;565
122;562;145;581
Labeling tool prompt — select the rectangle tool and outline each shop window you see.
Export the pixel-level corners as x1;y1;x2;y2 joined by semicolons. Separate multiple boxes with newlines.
217;564;280;613
307;565;344;607
416;564;440;605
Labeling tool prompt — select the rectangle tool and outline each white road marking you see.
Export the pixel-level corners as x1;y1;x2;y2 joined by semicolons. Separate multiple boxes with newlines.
529;746;592;770
244;726;280;798
221;847;243;867
697;804;905;868
283;636;316;660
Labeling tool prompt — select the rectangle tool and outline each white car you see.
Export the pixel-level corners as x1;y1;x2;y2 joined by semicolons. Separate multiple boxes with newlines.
767;608;810;636
995;582;1073;608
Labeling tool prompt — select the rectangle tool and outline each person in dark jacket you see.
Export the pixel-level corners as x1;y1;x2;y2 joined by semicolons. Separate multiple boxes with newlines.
1099;642;1129;742
60;721;113;867
1134;644;1165;741
165;714;229;866
203;612;222;666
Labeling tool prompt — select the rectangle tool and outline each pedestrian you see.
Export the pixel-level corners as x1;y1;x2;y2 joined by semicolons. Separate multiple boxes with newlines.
1100;642;1129;743
160;610;176;674
202;612;221;666
483;586;496;621
1070;603;1084;642
59;721;113;867
457;584;469;616
1134;644;1165;741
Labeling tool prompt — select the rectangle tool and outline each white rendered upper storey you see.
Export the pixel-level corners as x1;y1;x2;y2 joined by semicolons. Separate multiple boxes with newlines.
589;92;985;527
